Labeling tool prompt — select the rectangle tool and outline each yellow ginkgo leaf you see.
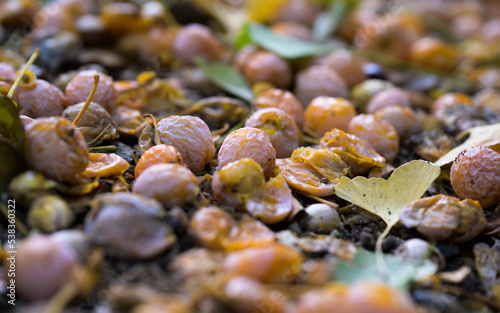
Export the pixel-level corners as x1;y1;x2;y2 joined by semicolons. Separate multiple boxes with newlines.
335;160;440;229
245;0;288;23
335;160;440;277
434;123;500;167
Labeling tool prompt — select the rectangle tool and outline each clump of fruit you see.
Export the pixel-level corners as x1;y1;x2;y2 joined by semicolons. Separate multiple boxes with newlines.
400;194;486;243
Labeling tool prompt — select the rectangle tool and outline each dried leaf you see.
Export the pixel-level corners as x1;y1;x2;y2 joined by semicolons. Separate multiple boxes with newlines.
335;160;441;230
434;123;500;166
195;58;254;103
335;249;437;291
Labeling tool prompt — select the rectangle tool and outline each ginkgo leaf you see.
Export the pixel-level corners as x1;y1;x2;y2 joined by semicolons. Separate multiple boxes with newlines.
335;160;441;229
434;123;500;167
335;160;440;277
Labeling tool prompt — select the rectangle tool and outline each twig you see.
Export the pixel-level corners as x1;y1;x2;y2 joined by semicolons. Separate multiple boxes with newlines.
7;49;40;100
441;285;500;311
73;75;99;126
294;190;339;209
0;203;29;236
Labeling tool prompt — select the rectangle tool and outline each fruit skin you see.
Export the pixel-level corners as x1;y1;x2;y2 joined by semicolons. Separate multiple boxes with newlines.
304;97;356;136
224;243;303;284
133;163;199;207
275;0;321;27
0;62;16;80
294;65;348;106
319;128;385;176
135;144;183;178
212;158;266;208
451;146;500;208
85;192;175;260
400;194;486;243
271;21;312;40
80;153;129;179
296;282;417;313
347;114;399;163
172;23;224;64
243;51;292;89
374;106;422;141
61;101;119;146
189;206;237;250
25;117;89;183
254;88;304;128
245;108;300;158
157;115;215;173
65;69;117;112
319;51;366;88
218;127;276;180
409;37;458;72
15;79;67;118
11;234;78;302
366;88;410;114
431;92;475;119
275;148;349;197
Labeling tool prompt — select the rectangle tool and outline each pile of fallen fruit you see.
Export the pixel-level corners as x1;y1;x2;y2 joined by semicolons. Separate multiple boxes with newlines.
1;0;500;312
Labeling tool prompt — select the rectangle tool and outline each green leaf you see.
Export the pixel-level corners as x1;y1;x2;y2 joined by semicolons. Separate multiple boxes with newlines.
234;24;253;50
0;95;25;151
336;249;438;290
246;23;335;59
195;58;254;103
313;0;356;42
0;138;26;192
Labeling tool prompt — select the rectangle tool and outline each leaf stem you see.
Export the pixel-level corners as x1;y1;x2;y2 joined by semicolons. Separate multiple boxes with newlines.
88;145;117;152
7;48;40;100
72;75;99;126
41;281;79;313
375;224;393;281
0;203;29;236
